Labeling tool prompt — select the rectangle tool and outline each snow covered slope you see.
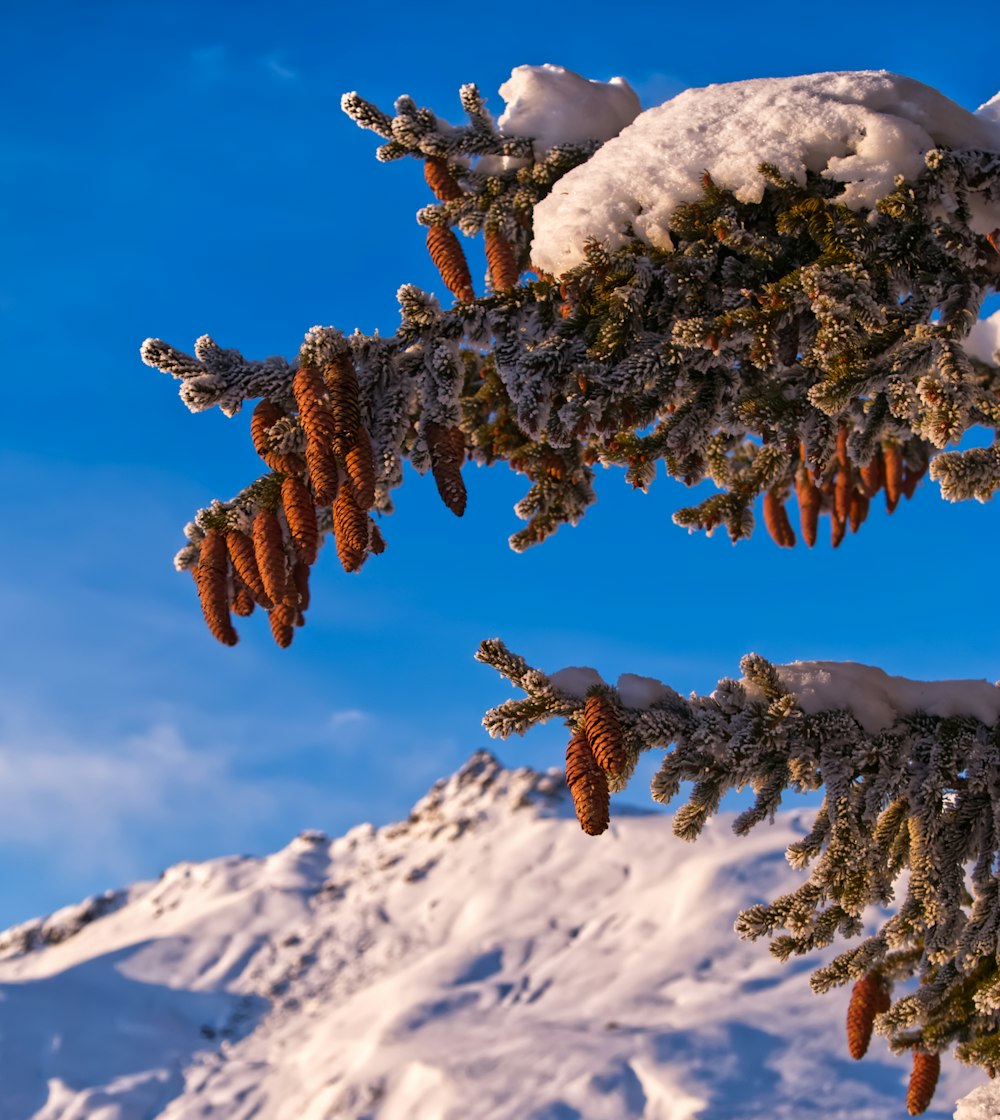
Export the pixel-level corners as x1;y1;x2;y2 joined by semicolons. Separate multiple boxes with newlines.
0;752;983;1119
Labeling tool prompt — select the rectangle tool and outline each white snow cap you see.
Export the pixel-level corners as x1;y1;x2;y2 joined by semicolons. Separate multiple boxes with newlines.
966;309;1000;366
531;70;1000;276
773;661;1000;735
496;64;641;157
977;89;1000;130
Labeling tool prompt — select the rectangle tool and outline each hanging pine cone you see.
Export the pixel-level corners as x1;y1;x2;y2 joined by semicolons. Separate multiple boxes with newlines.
845;974;890;1059
795;468;820;548
369;520;386;555
231;584;256;618
227;530;273;609
305;440;340;505
333;486;369;572
584;694;627;777
849;492;869;533
426;421;467;516
902;458;927;499
906;1051;940;1116
763;491;796;548
323;353;363;459
252;511;289;607
426;225;475;303
268;604;296;649
194;529;238;646
831;510;847;549
860;450;884;498
565;730;610;836
291;560;310;611
424;156;463;202
345;437;376;511
884;442;903;513
281;475;319;564
250;400;303;475
485;228;519;292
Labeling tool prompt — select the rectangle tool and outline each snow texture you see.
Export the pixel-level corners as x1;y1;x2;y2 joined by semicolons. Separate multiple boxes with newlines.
954;1081;1000;1119
978;90;1000;130
770;662;1000;734
0;751;982;1119
967;310;1000;366
496;64;641;157
531;71;1000;276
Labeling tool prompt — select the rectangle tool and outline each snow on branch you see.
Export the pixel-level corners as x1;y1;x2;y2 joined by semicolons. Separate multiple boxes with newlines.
477;639;1000;1081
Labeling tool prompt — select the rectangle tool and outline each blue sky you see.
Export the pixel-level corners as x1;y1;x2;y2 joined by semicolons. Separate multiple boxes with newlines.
1;0;998;929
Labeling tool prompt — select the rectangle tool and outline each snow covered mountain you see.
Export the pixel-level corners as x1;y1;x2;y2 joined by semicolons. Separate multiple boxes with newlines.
0;752;983;1119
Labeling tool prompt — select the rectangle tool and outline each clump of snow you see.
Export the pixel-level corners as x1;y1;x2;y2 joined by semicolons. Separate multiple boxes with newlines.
617;672;682;710
531;71;1000;276
954;1081;1000;1119
549;665;606;697
967;310;1000;366
978;90;1000;130
496;64;641;158
772;661;1000;734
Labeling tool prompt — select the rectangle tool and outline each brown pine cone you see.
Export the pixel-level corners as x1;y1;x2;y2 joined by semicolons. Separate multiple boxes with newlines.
795;468;820;548
906;1051;940;1116
846;974;890;1060
231;584;256;617
250;400;303;475
485;228;519;292
293;365;338;447
268;604;296;649
763;491;796;548
333;486;369;572
849;492;870;533
194;530;238;646
424;156;463;202
304;440;340;505
426;225;475;303
565;731;610;836
291;560;310;612
345;437;376;512
323;354;364;458
834;467;853;524
281;475;319;564
584;694;627;777
226;530;273;609
426;422;467;516
860;450;884;498
831;511;847;549
884;442;903;513
902;459;927;499
369;520;386;555
252;511;289;606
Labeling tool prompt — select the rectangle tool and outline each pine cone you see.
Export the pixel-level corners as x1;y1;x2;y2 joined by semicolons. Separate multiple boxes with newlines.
846;974;890;1059
231;584;256;617
584;694;627;777
226;530;273;609
834;468;853;524
252;511;289;607
795;468;820;548
424;156;463;202
902;459;927;499
291;560;310;612
333;486;369;572
426;422;467;516
763;491;796;548
485;228;519;292
369;520;386;554
250;400;303;475
906;1051;940;1116
268;604;296;649
305;440;340;505
831;510;847;549
323;354;363;459
860;451;884;498
884;442;903;513
345;437;376;511
849;492;869;533
426;225;475;303
194;530;238;646
565;730;610;836
282;475;319;564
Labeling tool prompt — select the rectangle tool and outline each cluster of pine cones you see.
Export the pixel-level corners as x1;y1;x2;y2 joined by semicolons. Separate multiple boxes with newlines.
762;432;928;550
191;354;466;647
846;972;940;1115
422;156;521;301
565;694;628;835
